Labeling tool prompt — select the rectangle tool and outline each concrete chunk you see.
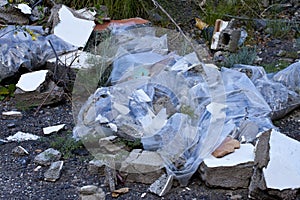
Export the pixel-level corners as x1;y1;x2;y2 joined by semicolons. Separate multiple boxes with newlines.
249;129;300;199
199;144;255;189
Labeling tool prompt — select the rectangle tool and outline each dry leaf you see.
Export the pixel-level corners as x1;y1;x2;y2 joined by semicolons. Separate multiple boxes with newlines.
195;17;208;30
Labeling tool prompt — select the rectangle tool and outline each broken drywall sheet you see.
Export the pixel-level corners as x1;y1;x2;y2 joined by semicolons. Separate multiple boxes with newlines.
15;4;32;15
43;124;66;135
263;129;300;190
54;5;95;47
16;70;49;92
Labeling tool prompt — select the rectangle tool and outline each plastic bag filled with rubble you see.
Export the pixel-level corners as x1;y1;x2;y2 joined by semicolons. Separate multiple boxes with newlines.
73;26;276;185
233;64;300;120
0;25;76;81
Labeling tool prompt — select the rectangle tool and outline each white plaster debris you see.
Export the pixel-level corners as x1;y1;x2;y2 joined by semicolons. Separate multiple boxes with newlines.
75;8;96;21
47;50;100;69
108;123;118;132
2;111;22;117
16;70;48;92
206;102;227;123
6;131;40;142
95;114;109;123
16;3;32;14
43;124;66;135
135;89;151;102
203;144;255;167
263;129;300;190
54;5;95;47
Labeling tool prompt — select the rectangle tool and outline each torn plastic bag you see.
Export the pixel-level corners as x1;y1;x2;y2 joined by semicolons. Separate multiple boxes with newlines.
0;25;76;81
233;64;300;119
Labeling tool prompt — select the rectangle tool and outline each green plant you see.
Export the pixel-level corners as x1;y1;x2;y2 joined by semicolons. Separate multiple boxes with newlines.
0;84;15;101
265;19;294;39
262;60;290;73
50;132;85;159
223;46;257;68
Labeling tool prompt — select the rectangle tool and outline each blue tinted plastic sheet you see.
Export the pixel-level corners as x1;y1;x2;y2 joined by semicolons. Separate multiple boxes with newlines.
0;25;76;80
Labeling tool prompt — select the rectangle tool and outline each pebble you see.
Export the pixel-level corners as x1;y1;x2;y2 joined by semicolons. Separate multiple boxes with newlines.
7;123;16;128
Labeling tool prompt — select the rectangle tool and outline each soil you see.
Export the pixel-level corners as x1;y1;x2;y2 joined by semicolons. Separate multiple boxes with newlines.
1;0;300;200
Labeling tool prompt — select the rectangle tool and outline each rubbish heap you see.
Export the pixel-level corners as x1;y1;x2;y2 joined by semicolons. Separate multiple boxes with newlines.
72;24;300;197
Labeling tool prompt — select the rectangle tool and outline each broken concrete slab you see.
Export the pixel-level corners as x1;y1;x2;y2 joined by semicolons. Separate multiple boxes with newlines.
12;146;29;156
119;149;165;184
79;185;105;200
15;3;32;15
6;131;40;142
199;143;255;189
34;148;61;166
249;129;300;199
53;5;95;47
2;110;22;119
43;124;65;135
212;136;240;158
44;160;64;182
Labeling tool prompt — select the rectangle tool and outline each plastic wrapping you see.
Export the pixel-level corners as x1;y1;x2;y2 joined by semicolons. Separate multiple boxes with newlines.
0;25;76;81
233;64;300;119
73;25;298;186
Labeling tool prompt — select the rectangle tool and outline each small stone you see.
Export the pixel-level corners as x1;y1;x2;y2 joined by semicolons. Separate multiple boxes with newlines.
79;186;105;200
88;159;105;175
111;187;129;198
7;123;16;128
44;161;64;182
80;185;98;195
149;174;173;197
34;166;42;172
2;111;22;119
12;146;29;156
276;50;286;57
141;193;147;198
34;148;61;166
212;136;240;158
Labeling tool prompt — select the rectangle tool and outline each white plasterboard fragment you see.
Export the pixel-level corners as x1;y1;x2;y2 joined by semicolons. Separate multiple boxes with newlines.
95;114;109;123
263;129;300;190
203;143;255;167
2;111;22;117
16;4;32;14
205;63;218;69
47;50;100;69
206;102;227;123
54;5;95;47
43;124;65;135
171;52;201;72
16;70;48;92
99;135;117;141
108;123;117;132
135;89;151;102
6;131;40;142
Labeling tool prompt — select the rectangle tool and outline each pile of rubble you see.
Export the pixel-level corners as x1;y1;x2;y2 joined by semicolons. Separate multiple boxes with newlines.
1;1;300;199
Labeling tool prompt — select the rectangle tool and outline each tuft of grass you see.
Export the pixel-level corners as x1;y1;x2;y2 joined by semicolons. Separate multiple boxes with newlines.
265;19;294;39
262;60;290;73
50;132;85;159
223;46;257;68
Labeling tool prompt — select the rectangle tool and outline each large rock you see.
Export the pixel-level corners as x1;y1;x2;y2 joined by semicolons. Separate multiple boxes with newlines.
199;143;255;189
249;129;300;199
119;149;165;184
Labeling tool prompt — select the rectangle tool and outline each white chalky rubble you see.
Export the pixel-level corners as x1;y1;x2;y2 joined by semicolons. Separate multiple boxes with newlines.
43;124;66;135
6;131;40;142
203;143;255;167
15;4;32;14
2;111;22;118
16;70;48;92
54;5;95;47
263;129;300;190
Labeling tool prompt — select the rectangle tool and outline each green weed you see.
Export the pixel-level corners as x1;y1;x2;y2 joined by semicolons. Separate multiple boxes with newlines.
223;46;257;68
262;60;290;73
0;84;15;101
